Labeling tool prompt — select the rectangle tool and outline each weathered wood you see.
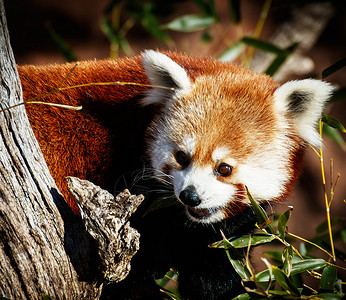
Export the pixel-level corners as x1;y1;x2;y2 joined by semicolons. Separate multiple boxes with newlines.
66;177;142;284
0;1;141;299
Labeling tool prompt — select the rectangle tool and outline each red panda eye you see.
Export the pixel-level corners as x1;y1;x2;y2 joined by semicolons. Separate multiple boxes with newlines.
217;163;232;177
175;151;189;168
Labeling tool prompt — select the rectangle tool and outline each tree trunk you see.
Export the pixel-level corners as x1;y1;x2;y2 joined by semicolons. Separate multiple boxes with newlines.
0;1;141;299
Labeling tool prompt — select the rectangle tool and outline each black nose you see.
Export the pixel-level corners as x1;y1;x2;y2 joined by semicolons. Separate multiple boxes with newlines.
179;186;201;207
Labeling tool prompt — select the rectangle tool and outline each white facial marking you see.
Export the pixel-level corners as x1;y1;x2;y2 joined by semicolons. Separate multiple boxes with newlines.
150;133;174;174
234;138;291;202
212;146;238;170
237;164;285;201
212;146;230;162
172;165;236;223
182;136;195;155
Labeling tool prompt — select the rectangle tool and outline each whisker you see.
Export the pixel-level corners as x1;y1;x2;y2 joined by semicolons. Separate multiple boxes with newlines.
264;199;274;216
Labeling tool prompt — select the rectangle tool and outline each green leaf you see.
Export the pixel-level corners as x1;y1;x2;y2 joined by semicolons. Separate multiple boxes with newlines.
218;41;246;62
290;273;303;290
201;29;213;43
322;57;346;79
100;18;133;56
323;123;346;150
230;259;252;280
241;37;298;72
265;250;306;264
160;290;182;300
264;250;284;264
334;279;343;295
42;294;52;300
145;194;178;214
163;14;216;32
265;44;298;76
212;233;275;249
156;269;178;289
228;0;241;23
265;55;286;77
45;22;78;62
193;0;217;18
341;229;346;245
261;258;273;294
300;242;307;256
256;258;327;282
322;114;346;133
287;258;327;275
232;293;250;300
267;290;290;296
221;237;252;279
156;269;181;299
130;2;170;42
319;264;337;291
271;266;300;297
246;188;274;233
143;18;170;42
282;245;293;276
278;207;293;240
232;233;275;248
316;217;341;234
241;37;283;55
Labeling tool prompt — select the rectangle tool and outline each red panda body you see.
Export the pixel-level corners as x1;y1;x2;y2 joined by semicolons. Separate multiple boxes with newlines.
19;56;151;215
18;51;332;299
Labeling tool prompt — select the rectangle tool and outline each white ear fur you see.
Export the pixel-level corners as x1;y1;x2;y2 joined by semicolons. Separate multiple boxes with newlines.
141;50;191;106
274;79;333;147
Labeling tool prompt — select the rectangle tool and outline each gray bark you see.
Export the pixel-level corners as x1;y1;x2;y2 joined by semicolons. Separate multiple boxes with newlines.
66;177;141;284
0;1;141;299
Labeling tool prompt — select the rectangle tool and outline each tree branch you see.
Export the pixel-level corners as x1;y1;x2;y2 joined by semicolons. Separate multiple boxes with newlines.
66;177;142;284
0;1;142;298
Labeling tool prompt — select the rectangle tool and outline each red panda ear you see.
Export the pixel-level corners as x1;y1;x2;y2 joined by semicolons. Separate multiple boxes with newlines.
274;79;334;147
141;50;191;106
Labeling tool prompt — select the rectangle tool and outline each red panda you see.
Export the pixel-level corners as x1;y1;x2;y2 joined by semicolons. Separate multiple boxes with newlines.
18;51;332;299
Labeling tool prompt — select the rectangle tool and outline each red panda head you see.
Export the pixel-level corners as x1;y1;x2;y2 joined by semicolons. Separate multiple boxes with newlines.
142;50;333;224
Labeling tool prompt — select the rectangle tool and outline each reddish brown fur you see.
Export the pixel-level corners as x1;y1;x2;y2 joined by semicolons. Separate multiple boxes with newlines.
185;73;279;165
20;57;150;214
18;52;298;215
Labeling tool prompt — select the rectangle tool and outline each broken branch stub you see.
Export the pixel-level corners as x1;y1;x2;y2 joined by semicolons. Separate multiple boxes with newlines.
66;176;143;284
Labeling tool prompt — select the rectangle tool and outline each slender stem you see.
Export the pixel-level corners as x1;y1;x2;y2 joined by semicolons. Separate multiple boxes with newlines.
26;101;82;110
244;0;272;67
267;231;326;279
245;234;255;278
308;144;321;158
330;158;333;198
287;232;333;258
163;275;178;284
28;81;173;103
0;81;174;114
303;284;318;294
330;172;340;206
319;119;336;261
58;62;80;88
260;229;304;261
